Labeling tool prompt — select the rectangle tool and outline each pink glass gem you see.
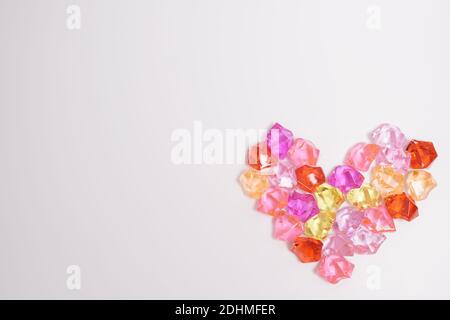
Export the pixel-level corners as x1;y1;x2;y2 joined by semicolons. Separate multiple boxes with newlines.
328;165;364;193
287;138;320;167
272;214;303;243
376;147;411;173
333;207;364;237
363;206;396;232
267;123;294;160
350;226;386;254
369;123;407;149
322;233;355;257
345;143;381;172
315;255;354;284
256;186;289;216
286;191;319;222
269;161;297;189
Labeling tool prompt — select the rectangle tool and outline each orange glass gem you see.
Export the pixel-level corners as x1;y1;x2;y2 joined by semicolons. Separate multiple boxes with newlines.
247;142;276;172
384;192;418;221
291;237;323;263
295;165;326;193
406;140;437;169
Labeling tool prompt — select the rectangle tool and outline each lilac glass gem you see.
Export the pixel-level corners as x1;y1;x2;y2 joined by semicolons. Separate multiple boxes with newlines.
350;226;386;255
286;191;319;222
376;147;411;173
269;160;297;189
266;123;294;160
334;207;364;237
328;165;365;193
322;233;355;257
369;123;407;149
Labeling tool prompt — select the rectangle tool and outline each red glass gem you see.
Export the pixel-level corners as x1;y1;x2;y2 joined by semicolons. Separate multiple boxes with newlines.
406;140;437;169
384;192;418;222
295;165;325;193
291;237;323;263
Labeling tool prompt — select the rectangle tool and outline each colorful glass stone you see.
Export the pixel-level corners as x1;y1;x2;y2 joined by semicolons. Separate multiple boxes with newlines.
333;206;364;237
316;255;354;284
256;186;289;216
314;184;344;212
269;161;297;189
266;123;294;160
239;169;270;199
328;165;364;194
371;165;405;196
406;140;438;169
322;233;355;257
362;205;396;232
287;138;320;167
295;165;325;193
350;226;386;254
376;147;411;173
304;211;335;240
247;142;276;173
345;142;380;172
369;123;407;149
286;192;320;222
384;192;418;221
291;237;323;263
346;184;380;210
272;214;303;243
406;170;437;201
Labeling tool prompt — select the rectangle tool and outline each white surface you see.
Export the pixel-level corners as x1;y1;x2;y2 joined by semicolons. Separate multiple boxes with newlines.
0;0;449;299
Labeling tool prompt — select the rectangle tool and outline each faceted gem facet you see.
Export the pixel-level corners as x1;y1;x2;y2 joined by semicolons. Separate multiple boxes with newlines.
327;165;364;194
406;140;438;169
350;226;386;254
322;233;355;257
362;205;396;232
376;147;411;173
384;192;418;221
266;123;294;160
371;165;405;196
346;184;381;210
287;138;320;167
286;192;320;222
247;142;276;173
272;214;303;243
333;206;364;237
345;142;380;172
239;169;270;199
304;211;335;240
269;161;297;189
314;184;344;212
295;165;325;193
315;255;354;284
369;123;407;149
291;237;323;263
406;170;437;201
256;186;289;216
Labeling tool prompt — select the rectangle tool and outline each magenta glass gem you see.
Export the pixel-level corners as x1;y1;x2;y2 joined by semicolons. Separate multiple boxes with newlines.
327;165;364;193
286;191;319;222
266;123;294;160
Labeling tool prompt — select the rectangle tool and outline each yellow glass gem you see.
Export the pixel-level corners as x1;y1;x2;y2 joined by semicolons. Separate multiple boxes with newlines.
239;169;269;199
346;184;381;210
313;183;344;212
406;170;437;201
371;165;405;196
304;211;335;240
